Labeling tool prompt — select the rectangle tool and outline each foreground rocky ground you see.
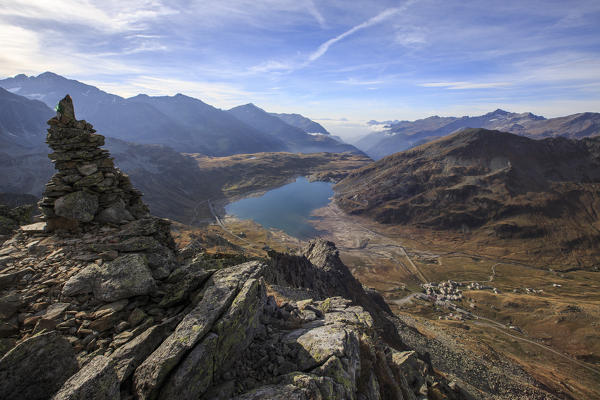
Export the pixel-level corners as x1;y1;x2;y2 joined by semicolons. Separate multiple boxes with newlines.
0;218;472;399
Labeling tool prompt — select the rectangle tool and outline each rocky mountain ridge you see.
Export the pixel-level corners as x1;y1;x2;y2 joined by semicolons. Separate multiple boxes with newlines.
358;109;600;159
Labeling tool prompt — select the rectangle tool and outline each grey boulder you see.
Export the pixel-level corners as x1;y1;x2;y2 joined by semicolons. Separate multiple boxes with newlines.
96;199;134;224
0;331;78;400
62;253;156;302
53;356;120;400
54;191;98;222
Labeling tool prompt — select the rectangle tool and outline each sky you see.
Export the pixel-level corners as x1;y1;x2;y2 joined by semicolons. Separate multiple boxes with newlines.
1;0;599;140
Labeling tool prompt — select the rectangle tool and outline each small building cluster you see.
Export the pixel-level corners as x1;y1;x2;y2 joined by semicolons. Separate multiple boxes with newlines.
465;282;492;290
512;287;543;295
438;312;472;321
524;287;543;294
422;280;464;301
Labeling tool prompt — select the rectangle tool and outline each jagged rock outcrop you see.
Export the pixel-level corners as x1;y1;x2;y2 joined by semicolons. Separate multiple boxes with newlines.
39;95;148;231
268;240;405;350
0;222;462;400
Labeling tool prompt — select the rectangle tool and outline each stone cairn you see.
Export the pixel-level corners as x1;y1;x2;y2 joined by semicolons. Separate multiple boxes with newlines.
39;95;149;231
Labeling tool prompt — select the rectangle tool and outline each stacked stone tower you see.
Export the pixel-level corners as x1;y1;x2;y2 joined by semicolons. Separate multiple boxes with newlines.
39;95;149;231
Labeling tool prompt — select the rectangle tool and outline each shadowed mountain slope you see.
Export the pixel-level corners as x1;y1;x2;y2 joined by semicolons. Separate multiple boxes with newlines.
0;87;53;151
127;94;288;155
270;112;330;134
229;103;364;154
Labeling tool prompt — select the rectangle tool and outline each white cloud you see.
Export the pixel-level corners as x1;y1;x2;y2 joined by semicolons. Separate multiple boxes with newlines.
0;0;178;33
0;24;145;77
394;26;427;47
0;1;179;78
248;60;294;74
0;25;43;75
516;54;600;83
185;0;331;29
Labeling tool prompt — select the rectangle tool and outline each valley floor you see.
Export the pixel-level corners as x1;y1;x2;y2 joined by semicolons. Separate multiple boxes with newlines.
175;200;600;399
311;203;600;399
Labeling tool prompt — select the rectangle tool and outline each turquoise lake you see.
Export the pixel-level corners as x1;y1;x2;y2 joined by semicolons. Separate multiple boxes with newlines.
225;177;334;239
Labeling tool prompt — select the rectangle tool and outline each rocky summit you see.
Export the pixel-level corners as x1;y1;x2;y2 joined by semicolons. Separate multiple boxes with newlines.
0;97;470;400
39;94;148;232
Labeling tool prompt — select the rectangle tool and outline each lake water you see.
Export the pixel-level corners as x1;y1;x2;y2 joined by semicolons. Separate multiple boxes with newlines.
225;177;333;239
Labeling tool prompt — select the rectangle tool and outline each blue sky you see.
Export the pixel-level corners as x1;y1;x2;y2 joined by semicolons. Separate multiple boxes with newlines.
1;0;599;139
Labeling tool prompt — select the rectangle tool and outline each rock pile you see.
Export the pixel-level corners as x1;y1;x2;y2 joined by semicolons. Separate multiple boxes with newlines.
39;95;148;231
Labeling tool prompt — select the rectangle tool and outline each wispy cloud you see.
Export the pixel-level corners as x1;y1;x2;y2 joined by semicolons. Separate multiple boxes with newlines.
250;1;416;73
419;81;511;90
305;0;326;28
395;26;428;47
305;4;413;65
335;78;385;86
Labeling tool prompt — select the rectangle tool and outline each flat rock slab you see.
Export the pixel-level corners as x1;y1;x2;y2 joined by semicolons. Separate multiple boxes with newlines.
53;355;119;400
158;333;218;399
110;321;175;383
133;261;265;400
20;222;47;233
62;253;156;302
43;302;71;320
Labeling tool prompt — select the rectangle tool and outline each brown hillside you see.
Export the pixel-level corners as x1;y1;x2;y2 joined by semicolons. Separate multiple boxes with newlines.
335;129;600;266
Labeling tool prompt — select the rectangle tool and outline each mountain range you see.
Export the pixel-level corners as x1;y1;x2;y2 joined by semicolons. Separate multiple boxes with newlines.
0;72;362;156
357;109;600;159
